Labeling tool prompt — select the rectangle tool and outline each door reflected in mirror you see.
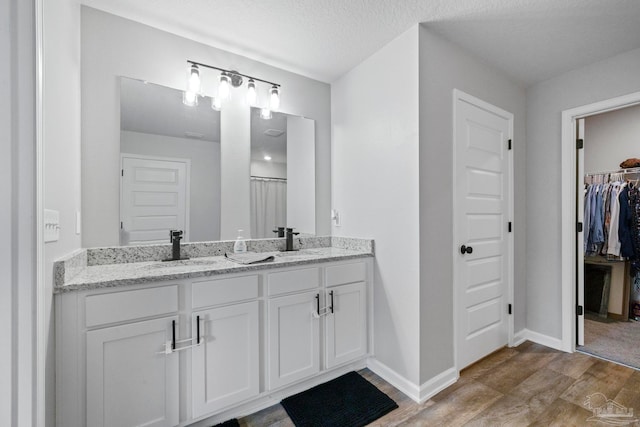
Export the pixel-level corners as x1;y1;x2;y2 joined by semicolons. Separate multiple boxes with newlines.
250;108;315;239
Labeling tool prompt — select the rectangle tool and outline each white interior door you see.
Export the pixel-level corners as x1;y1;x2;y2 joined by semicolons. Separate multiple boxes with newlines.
454;90;513;370
120;154;189;245
577;118;585;346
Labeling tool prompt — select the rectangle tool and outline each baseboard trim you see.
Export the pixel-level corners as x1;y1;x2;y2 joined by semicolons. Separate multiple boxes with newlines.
417;367;458;403
512;329;528;347
367;358;420;402
367;358;458;403
521;329;565;352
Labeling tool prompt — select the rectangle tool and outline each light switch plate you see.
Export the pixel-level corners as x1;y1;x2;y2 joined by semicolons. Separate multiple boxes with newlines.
331;209;341;227
44;209;60;243
75;211;81;235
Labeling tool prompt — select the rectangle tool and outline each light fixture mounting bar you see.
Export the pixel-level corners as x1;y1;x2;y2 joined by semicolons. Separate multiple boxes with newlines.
187;60;280;88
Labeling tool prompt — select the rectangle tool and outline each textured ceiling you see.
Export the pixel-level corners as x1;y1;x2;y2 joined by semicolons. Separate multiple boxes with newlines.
81;0;640;85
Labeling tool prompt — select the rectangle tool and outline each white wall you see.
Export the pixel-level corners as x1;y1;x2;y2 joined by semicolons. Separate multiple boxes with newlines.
251;161;287;179
287;116;316;235
526;47;640;339
332;26;421;385
418;26;527;383
43;0;82;425
2;0;37;424
121;130;221;241
0;2;13;422
81;7;331;246
584;103;640;173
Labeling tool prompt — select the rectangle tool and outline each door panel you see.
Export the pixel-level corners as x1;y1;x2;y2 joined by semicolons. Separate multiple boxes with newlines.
267;291;320;390
325;282;367;368
455;91;512;369
192;301;259;417
86;317;178;427
121;155;189;245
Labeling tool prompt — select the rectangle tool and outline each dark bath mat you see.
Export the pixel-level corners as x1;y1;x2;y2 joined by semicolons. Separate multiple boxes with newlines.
213;419;239;427
281;371;398;427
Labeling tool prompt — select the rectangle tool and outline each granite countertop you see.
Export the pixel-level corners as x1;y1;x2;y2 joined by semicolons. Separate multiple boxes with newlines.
55;245;373;293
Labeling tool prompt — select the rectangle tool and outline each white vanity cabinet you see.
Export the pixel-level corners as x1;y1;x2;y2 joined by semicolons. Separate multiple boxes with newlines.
56;257;372;427
266;267;321;390
82;286;181;427
86;316;179;427
325;263;368;369
190;276;260;418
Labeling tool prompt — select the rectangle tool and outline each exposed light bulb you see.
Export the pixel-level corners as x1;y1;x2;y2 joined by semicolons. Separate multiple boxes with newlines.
246;79;257;106
264;155;272;161
211;96;221;111
260;108;272;120
183;91;198;106
269;85;280;111
218;73;231;100
188;64;201;93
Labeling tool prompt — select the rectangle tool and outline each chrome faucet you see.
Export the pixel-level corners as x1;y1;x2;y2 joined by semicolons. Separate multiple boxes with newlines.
163;230;189;261
285;227;300;251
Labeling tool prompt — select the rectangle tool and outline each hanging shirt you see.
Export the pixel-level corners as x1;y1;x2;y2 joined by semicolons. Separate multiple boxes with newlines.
607;182;623;256
589;184;605;255
584;184;594;252
619;184;635;258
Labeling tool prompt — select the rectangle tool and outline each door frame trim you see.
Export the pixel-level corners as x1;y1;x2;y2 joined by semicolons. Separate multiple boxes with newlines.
452;89;515;372
560;90;640;352
119;153;191;245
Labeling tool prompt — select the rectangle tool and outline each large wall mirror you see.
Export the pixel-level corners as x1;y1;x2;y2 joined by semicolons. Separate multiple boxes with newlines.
250;108;316;238
116;77;315;245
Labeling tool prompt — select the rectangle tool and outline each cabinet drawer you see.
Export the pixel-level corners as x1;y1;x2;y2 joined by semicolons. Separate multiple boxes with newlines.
267;267;320;296
192;275;259;309
85;285;178;328
326;262;366;287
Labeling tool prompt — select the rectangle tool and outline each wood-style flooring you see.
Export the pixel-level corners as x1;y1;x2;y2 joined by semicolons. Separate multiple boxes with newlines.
239;341;640;426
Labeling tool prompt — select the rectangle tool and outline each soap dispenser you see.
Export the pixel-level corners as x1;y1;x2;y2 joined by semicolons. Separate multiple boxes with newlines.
233;229;247;253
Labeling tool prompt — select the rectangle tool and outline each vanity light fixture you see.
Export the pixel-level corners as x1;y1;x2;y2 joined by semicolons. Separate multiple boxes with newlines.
183;90;198;107
188;64;201;93
211;96;222;111
269;85;280;111
246;79;257;106
264;155;272;161
260;108;272;120
185;60;281;111
218;73;231;100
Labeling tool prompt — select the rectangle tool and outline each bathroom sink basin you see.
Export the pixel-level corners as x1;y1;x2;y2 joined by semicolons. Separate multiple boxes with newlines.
153;258;220;267
275;249;324;258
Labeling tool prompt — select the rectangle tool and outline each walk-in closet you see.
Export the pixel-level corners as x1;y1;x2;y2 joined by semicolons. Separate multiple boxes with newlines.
580;103;640;368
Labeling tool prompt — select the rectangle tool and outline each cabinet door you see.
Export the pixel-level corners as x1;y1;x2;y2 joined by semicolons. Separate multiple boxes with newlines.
268;291;320;389
326;282;367;368
86;317;179;427
192;301;259;418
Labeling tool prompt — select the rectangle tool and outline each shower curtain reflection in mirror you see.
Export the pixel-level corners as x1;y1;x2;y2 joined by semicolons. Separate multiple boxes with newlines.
250;177;287;238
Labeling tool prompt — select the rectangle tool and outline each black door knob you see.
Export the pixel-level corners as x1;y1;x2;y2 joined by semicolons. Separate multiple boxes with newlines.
460;245;473;254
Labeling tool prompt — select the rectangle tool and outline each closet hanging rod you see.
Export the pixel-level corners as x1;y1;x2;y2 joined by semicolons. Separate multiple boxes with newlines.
584;167;640;177
250;175;287;182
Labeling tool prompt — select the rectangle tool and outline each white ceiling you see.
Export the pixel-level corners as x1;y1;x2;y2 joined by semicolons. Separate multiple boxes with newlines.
120;77;221;142
82;0;640;85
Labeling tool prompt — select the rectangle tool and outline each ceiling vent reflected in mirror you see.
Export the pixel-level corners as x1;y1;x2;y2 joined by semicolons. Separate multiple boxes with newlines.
184;131;205;139
264;129;285;138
